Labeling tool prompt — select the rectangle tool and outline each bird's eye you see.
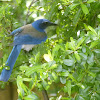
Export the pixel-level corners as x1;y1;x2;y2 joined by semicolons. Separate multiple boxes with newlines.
43;21;48;24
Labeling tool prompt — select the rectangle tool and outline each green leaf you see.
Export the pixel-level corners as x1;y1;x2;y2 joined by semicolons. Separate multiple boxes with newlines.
69;3;80;10
65;7;70;16
73;9;81;25
87;53;94;65
52;72;58;82
24;92;39;100
65;42;68;50
68;74;77;82
37;83;43;90
88;26;97;36
94;49;100;53
77;73;84;82
25;65;43;76
29;57;35;64
74;51;81;61
20;66;28;71
76;37;85;49
60;71;69;77
42;80;50;90
87;0;95;3
89;40;99;49
88;72;96;77
43;50;53;62
23;78;32;82
63;86;68;93
68;42;75;50
52;44;64;57
35;52;40;63
21;83;28;94
81;4;89;15
60;77;66;84
84;23;89;30
79;53;87;60
98;14;100;19
68;37;76;50
48;64;57;70
67;80;71;96
17;75;29;98
77;83;85;89
55;65;62;72
63;59;74;66
82;46;86;53
66;50;73;55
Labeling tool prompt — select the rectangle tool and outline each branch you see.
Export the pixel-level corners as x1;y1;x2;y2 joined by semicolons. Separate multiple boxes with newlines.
42;89;49;100
25;0;38;24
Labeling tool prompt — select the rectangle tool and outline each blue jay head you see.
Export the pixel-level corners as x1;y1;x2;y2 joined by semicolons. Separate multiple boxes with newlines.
32;19;57;32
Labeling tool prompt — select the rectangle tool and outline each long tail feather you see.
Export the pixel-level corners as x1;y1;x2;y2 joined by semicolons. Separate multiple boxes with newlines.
0;45;22;82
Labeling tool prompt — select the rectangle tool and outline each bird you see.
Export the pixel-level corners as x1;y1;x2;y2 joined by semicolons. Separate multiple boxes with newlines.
0;19;57;82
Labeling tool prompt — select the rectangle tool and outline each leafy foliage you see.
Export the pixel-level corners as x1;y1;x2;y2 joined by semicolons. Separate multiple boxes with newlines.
0;0;100;99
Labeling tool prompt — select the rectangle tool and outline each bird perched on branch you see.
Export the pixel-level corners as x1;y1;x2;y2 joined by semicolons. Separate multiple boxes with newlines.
0;19;57;82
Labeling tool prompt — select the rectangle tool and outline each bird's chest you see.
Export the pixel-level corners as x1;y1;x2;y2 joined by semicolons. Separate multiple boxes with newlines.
22;44;35;51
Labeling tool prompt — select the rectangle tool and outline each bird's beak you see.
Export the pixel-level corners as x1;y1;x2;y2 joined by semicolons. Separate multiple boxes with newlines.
49;22;57;26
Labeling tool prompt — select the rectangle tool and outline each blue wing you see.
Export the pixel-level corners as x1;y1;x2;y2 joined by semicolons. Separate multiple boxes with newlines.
13;34;47;45
11;24;47;45
11;28;23;35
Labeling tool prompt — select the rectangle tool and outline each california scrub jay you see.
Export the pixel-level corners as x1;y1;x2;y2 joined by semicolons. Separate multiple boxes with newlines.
0;19;57;82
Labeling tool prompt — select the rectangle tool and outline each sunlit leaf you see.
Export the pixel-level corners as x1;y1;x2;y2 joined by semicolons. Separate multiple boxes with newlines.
76;37;85;49
24;92;39;100
25;65;43;76
60;71;69;76
81;4;89;15
74;51;81;61
23;78;32;82
43;50;53;62
87;0;95;3
67;80;71;96
68;74;77;82
63;59;74;66
98;14;100;18
60;77;66;84
69;3;80;10
48;64;57;70
20;66;28;71
84;23;89;30
68;37;76;50
52;72;58;81
88;26;97;36
77;83;85;89
89;40;99;49
35;52;40;63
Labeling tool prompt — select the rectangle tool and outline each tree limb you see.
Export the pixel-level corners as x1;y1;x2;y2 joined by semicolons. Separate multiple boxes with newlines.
25;0;38;24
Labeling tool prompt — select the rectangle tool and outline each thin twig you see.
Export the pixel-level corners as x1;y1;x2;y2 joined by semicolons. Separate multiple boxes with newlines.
28;11;34;16
25;0;38;24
